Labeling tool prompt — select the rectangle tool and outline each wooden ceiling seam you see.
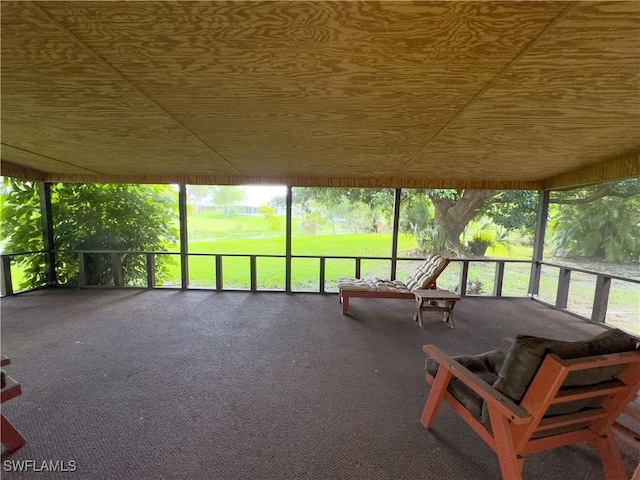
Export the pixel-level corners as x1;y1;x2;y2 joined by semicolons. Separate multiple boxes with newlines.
30;1;246;178
391;1;578;178
1;2;637;189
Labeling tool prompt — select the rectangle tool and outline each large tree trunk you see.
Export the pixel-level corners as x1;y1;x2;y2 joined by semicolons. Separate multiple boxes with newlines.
429;190;498;254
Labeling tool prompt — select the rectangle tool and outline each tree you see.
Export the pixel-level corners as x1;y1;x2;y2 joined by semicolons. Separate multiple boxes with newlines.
428;189;500;253
258;205;282;232
188;185;211;213
294;188;393;234
1;179;179;289
549;178;640;263
210;186;246;216
296;187;537;255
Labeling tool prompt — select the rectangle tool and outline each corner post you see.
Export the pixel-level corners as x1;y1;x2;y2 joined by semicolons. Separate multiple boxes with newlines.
179;184;189;290
528;190;549;297
39;182;57;286
285;186;293;292
390;188;401;281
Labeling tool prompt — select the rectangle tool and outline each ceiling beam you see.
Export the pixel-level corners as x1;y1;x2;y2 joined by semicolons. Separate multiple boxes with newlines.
543;152;640;191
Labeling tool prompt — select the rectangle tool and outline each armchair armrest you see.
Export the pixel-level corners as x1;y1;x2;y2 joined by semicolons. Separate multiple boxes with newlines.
423;344;531;425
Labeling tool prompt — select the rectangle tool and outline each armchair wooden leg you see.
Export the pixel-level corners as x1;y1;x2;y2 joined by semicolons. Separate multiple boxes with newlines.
488;406;523;480
593;429;626;480
1;414;26;453
421;369;453;429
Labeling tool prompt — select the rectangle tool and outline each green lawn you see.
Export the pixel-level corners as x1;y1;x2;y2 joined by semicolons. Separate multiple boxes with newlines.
5;212;637;335
177;232;419;289
172;227;538;293
187;211;286;241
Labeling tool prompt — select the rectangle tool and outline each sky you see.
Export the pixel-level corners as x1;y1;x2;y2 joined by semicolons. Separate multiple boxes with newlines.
240;185;287;207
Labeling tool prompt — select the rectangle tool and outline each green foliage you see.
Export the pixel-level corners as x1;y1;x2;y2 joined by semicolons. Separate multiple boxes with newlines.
400;189;536;254
551;191;640;263
484;191;538;233
466;278;485;294
1;179;178;289
258;205;282;232
300;211;326;235
1;179;44;253
294;187;394;211
413;224;446;253
1;179;45;287
295;189;391;234
400;197;431;237
210;186;246;216
466;232;495;256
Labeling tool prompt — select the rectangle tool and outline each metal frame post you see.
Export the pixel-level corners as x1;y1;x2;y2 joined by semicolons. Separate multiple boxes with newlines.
390;188;401;281
179;184;189;290
39;182;57;286
285;186;292;292
1;256;13;296
528;190;549;297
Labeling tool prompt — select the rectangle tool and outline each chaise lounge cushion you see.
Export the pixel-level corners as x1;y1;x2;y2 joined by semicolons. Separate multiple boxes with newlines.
337;254;448;293
335;278;412;294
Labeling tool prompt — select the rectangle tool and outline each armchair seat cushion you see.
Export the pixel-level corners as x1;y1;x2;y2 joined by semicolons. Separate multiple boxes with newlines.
426;349;505;420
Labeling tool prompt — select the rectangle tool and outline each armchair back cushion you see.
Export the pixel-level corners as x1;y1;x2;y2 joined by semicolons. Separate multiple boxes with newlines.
494;328;638;405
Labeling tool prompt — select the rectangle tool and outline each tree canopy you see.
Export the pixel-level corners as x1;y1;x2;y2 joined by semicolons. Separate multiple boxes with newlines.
294;187;538;255
1;179;178;289
549;178;640;263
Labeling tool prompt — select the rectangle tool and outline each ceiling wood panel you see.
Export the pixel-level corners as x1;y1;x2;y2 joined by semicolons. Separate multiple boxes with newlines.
1;1;638;189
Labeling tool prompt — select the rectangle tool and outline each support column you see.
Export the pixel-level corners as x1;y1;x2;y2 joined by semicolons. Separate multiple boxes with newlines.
39;182;57;286
390;188;401;281
179;184;189;290
528;190;549;297
285;186;292;293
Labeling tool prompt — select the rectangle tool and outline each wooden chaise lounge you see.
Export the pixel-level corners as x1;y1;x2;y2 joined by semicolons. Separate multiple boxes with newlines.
337;254;450;315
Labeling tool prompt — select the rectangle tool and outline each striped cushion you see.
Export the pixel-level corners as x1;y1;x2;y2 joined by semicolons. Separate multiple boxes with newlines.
337;254;448;293
404;254;448;291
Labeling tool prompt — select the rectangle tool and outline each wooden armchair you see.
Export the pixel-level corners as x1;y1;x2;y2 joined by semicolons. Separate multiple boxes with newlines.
1;356;26;453
420;329;640;480
337;254;450;315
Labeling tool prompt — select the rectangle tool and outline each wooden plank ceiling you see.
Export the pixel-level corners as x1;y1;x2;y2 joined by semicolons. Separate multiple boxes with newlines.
1;1;639;190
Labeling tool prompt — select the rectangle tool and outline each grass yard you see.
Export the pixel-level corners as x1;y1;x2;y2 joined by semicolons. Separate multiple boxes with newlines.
187;211;286;242
177;232;419;289
5;212;638;334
